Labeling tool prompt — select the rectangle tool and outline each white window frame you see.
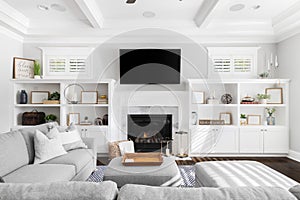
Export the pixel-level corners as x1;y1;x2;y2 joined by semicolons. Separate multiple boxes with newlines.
40;47;94;79
207;47;259;79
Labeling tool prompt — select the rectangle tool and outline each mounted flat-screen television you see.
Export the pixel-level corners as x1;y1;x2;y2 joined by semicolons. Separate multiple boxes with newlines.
119;49;181;84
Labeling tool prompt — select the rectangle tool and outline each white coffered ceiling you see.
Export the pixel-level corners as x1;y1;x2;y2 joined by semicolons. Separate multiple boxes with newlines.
1;0;300;43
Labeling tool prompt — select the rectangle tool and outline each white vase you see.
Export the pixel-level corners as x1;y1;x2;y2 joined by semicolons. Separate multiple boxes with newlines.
34;75;41;79
259;99;267;104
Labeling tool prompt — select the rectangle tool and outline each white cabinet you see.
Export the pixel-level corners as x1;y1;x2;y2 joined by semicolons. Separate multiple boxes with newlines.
239;126;288;154
240;127;263;153
263;127;288;153
79;126;109;153
190;126;215;155
213;127;239;153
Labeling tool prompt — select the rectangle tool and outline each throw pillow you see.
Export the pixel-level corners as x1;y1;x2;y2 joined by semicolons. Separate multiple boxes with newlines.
118;141;135;155
0;177;4;183
34;129;67;164
108;140;128;160
58;125;87;151
289;185;300;200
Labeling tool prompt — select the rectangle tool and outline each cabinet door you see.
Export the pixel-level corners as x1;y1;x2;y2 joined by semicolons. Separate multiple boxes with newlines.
190;126;214;155
239;127;263;153
264;127;288;153
212;127;239;153
84;126;109;153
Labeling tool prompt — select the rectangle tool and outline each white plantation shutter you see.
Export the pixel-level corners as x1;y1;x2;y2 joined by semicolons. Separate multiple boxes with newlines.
233;57;252;73
69;58;86;73
212;57;231;73
48;58;66;73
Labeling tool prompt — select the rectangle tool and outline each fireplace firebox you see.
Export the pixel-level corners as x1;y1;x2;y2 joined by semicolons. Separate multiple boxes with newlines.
127;114;172;152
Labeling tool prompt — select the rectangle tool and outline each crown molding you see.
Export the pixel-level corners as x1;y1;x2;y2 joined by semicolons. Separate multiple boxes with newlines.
75;0;104;28
0;25;24;42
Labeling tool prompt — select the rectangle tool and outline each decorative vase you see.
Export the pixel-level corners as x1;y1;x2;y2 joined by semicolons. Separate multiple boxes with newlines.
259;99;267;104
20;90;28;104
191;112;198;125
267;116;275;125
240;118;247;126
34;75;41;79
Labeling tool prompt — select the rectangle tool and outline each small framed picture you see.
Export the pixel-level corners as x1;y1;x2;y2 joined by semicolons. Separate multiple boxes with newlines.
266;88;283;104
81;91;98;104
13;57;35;79
192;91;205;104
31;91;50;104
68;113;80;126
219;112;232;125
247;115;261;125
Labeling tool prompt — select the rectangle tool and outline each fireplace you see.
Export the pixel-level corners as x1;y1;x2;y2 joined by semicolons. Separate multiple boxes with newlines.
127;114;172;152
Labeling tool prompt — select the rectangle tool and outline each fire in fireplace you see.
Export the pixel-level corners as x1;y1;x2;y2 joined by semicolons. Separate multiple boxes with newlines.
127;114;172;152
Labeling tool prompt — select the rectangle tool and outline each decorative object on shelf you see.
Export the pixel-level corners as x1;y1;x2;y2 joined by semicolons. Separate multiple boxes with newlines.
257;93;270;104
266;53;279;78
165;141;171;156
94;117;103;125
34;60;41;79
206;90;219;104
22;109;46;125
199;120;225;125
265;107;276;126
241;95;256;104
31;91;50;104
81;91;98;104
68;113;80;126
240;114;247;126
265;88;283;104
192;91;205;104
64;83;84;104
98;95;108;104
219;112;232;125
80;116;92;125
19;90;28;104
102;114;108;125
221;93;233;104
247;115;261;125
175;131;188;158
13;57;35;79
191;112;198;125
43;91;60;104
45;114;57;123
258;72;270;79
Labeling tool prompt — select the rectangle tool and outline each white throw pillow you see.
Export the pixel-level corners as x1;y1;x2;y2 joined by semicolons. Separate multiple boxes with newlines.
58;125;87;151
118;141;135;155
34;129;67;164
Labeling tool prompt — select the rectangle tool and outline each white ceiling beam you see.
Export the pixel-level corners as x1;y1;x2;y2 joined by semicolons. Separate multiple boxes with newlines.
75;0;104;28
0;0;29;34
193;0;219;28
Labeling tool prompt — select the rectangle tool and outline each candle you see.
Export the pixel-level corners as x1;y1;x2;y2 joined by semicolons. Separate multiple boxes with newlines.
275;56;278;67
270;53;273;64
166;148;170;156
267;60;270;70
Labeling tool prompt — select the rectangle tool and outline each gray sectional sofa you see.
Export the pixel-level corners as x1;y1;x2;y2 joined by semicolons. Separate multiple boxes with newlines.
0;123;96;183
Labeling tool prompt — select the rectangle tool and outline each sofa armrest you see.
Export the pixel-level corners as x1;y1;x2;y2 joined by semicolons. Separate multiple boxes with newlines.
82;137;97;156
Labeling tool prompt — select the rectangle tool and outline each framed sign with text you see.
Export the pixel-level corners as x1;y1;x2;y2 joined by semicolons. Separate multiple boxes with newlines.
13;57;35;79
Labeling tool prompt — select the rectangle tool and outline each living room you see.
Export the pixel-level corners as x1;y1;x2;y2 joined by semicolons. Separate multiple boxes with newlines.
1;0;300;199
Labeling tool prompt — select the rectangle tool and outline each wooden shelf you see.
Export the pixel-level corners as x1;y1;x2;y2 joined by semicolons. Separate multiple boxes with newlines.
15;104;60;107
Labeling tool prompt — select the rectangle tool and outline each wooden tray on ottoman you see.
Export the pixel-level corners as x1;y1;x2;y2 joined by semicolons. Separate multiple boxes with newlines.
122;153;163;166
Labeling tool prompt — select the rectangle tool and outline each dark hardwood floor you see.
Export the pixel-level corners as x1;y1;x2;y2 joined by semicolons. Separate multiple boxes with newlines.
176;157;300;183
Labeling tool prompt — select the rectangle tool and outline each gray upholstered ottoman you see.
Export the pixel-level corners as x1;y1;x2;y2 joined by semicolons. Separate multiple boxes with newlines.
195;161;298;190
103;157;182;188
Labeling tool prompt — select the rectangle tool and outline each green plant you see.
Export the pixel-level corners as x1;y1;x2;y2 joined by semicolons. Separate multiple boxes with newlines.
45;114;57;122
265;107;276;116
49;91;60;100
240;114;246;119
34;60;41;76
257;93;271;100
258;72;269;78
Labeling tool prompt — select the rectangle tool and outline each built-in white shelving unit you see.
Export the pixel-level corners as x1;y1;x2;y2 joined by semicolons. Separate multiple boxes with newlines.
188;79;290;156
11;79;116;155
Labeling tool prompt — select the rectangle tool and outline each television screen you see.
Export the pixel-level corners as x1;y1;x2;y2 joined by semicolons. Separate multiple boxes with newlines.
120;49;181;84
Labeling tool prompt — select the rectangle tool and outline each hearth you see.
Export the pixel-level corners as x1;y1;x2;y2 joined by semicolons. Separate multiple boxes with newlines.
127;114;172;152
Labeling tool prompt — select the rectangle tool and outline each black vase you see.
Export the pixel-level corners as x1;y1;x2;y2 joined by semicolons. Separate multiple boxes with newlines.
102;114;108;125
20;90;28;104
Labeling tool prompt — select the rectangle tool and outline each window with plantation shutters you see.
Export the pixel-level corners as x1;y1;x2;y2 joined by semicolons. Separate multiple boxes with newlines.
48;58;66;73
207;47;258;78
69;58;86;73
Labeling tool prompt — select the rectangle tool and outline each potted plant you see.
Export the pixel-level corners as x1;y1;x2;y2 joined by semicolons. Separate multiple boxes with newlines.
43;92;60;104
45;114;57;123
34;60;41;79
265;107;276;125
258;72;269;79
257;93;270;104
240;114;247;126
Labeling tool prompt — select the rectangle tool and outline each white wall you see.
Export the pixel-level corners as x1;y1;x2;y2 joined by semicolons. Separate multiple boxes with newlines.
277;34;300;154
0;32;23;133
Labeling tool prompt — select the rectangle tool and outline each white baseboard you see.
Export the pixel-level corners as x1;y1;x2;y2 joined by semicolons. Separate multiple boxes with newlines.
288;150;300;162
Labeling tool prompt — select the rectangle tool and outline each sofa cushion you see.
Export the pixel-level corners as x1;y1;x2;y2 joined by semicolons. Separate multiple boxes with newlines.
118;184;297;200
289;185;300;200
19;122;59;164
43;149;93;173
34;129;67;164
0;181;118;200
0;130;29;177
57;125;87;151
0;177;4;183
3;164;75;183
